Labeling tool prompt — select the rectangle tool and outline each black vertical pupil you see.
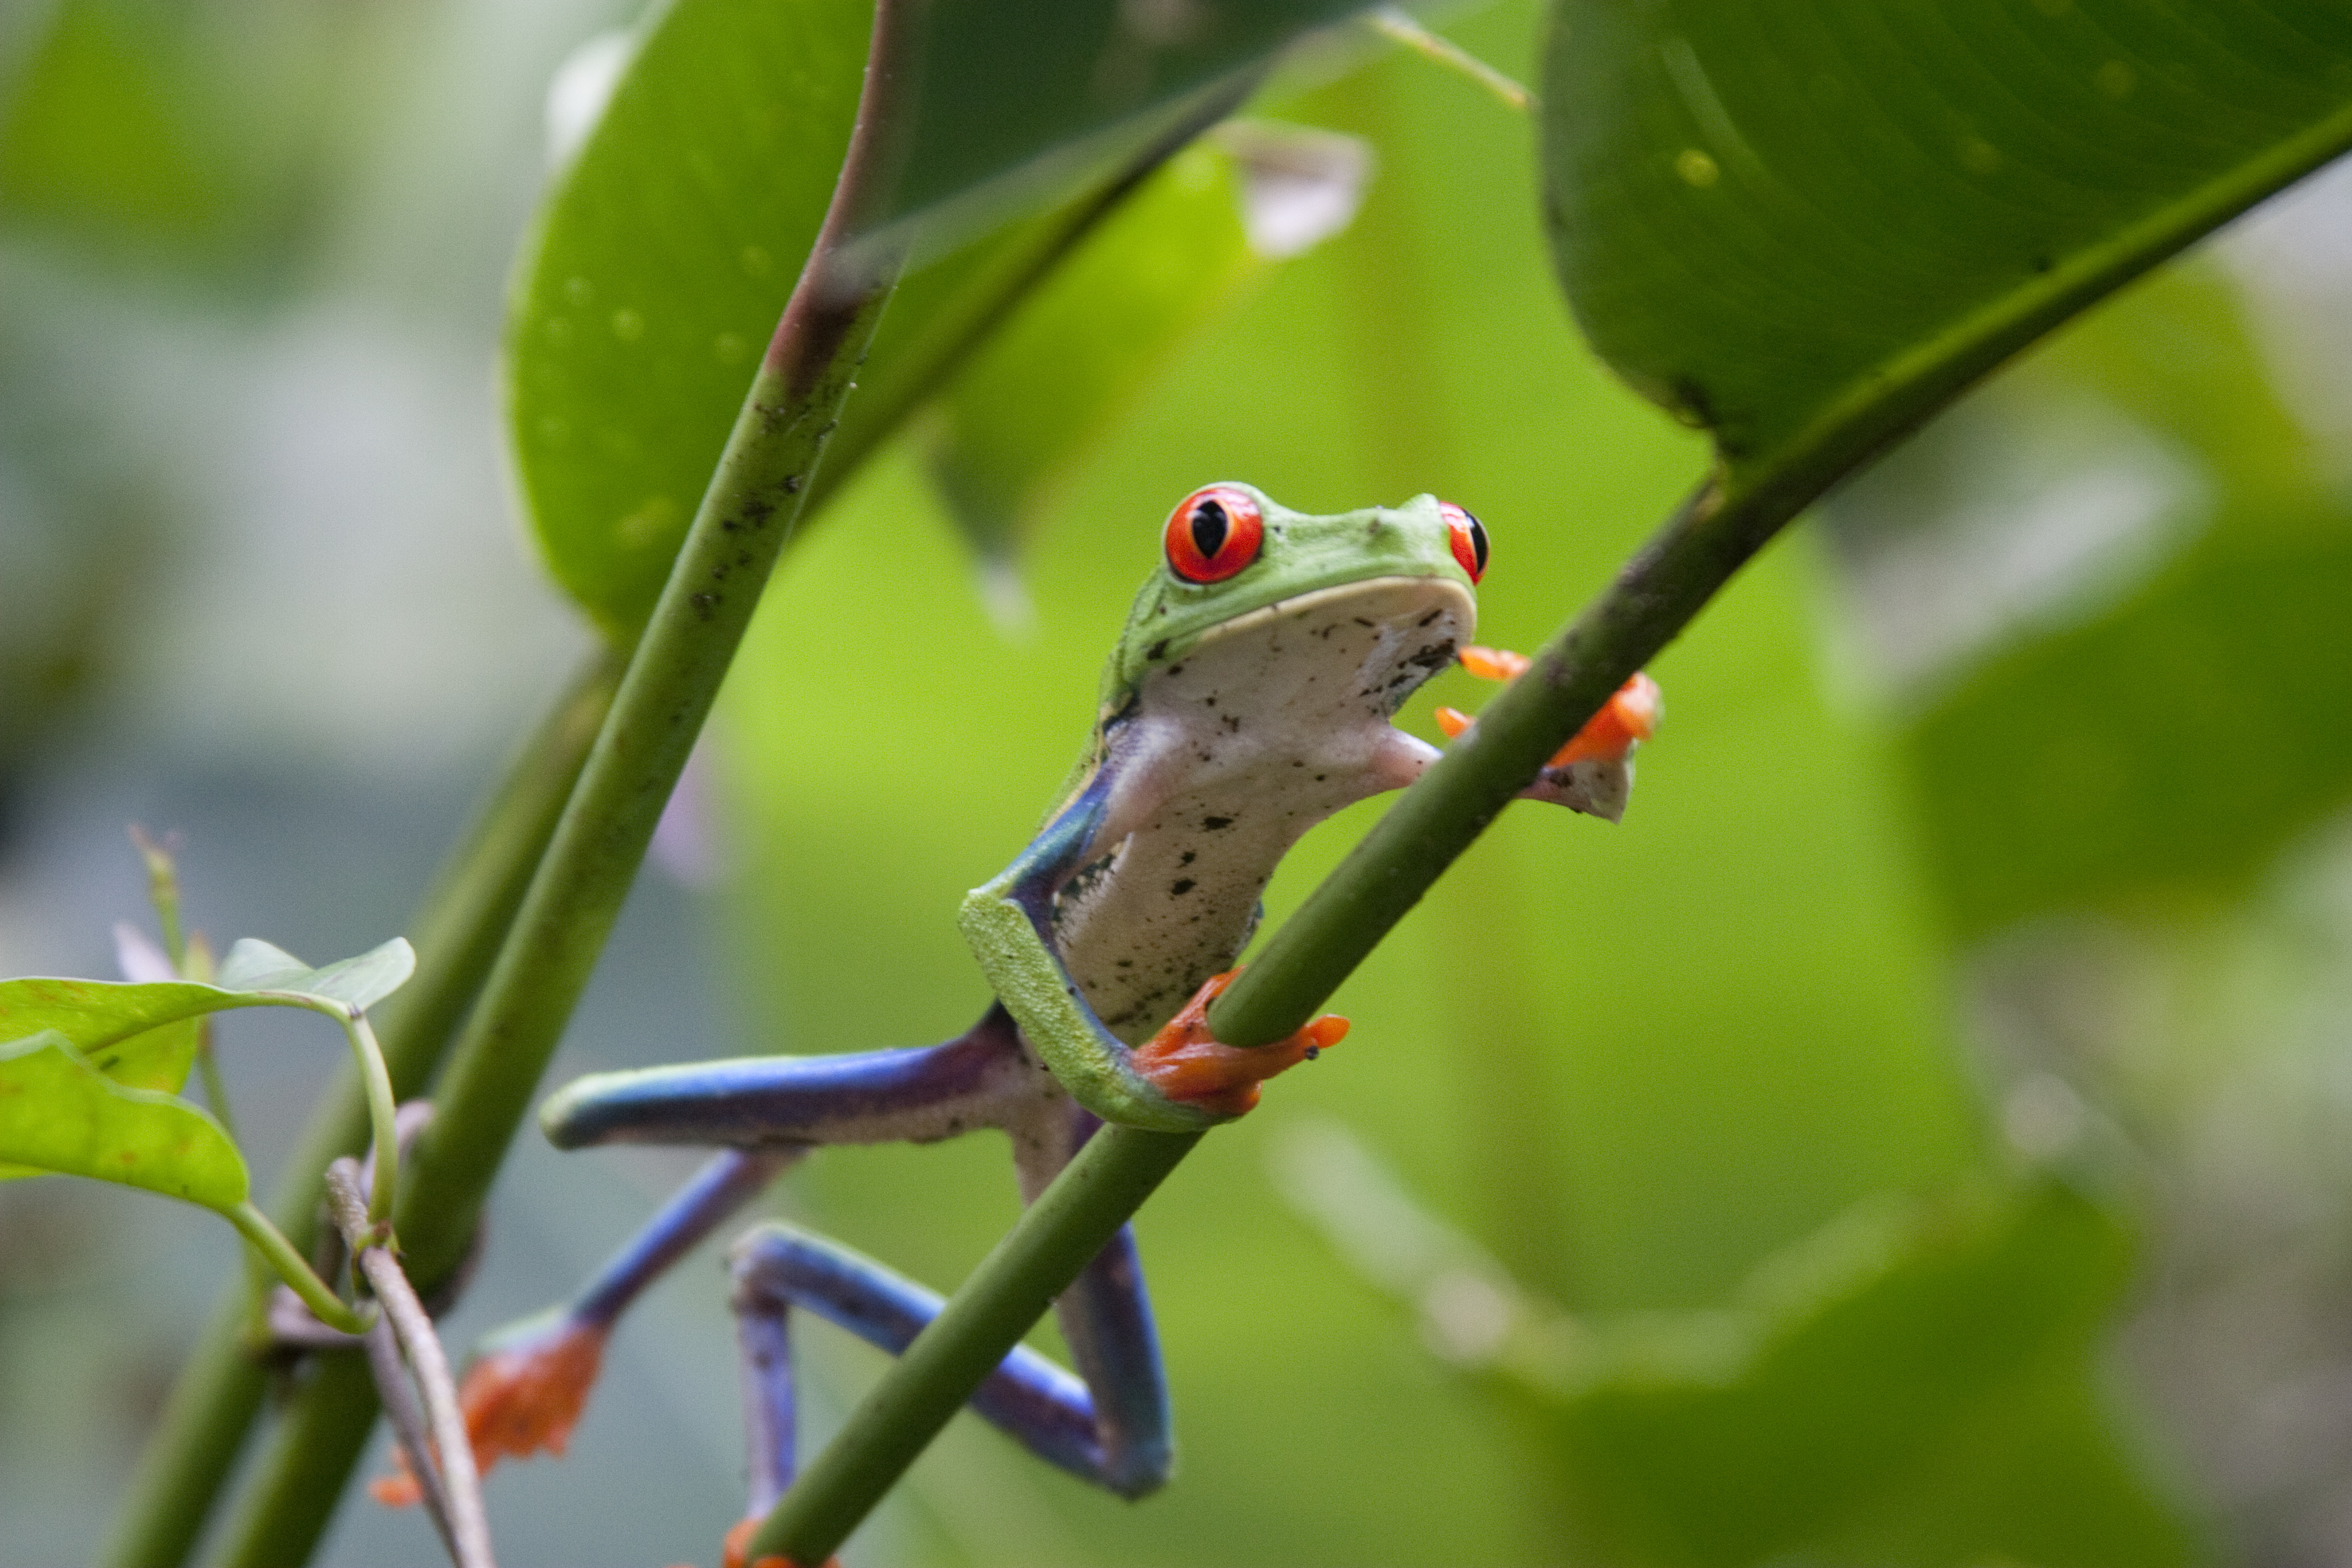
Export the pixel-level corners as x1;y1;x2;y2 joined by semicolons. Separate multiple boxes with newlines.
1191;499;1230;560
1465;513;1489;573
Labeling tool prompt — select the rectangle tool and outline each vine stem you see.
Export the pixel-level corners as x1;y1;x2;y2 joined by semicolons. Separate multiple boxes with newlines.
224;1204;366;1337
194;4;916;1560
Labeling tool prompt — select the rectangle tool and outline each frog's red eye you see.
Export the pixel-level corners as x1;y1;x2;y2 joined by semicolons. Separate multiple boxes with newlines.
1165;486;1264;584
1440;501;1488;583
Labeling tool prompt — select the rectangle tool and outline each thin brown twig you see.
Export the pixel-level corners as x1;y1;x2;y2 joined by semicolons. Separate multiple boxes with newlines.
323;1159;494;1568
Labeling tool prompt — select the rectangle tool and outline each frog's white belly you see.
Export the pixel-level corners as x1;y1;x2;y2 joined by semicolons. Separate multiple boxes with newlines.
1052;577;1471;1041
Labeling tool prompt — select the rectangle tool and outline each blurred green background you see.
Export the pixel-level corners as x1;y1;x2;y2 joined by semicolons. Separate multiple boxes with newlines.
6;0;2352;1563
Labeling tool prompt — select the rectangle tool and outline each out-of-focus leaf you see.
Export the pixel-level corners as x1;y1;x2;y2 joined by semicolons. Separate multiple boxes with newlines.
0;1031;247;1208
1536;1183;2194;1568
1542;0;2352;489
0;0;228;244
1837;266;2352;934
852;0;1376;258
922;126;1369;580
1910;531;2352;936
213;935;414;1013
0;0;364;268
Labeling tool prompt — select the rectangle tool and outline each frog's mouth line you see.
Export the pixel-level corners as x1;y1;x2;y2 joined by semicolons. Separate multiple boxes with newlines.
1181;575;1475;652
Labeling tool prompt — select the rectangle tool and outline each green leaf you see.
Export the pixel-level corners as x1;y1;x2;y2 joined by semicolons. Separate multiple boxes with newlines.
0;1031;248;1209
1537;1184;2194;1568
0;975;232;1095
0;936;415;1101
1839;266;2352;933
213;936;415;1013
1541;0;2352;487
922;126;1365;576
507;0;1399;636
856;0;1374;254
505;0;873;637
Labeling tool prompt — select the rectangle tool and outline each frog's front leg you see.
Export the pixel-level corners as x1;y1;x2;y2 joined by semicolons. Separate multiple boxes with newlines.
1434;651;1661;822
958;754;1342;1130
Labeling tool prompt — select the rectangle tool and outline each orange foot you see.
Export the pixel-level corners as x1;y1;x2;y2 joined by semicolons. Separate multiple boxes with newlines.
370;1311;607;1506
1437;651;1661;769
721;1516;840;1568
1133;970;1348;1118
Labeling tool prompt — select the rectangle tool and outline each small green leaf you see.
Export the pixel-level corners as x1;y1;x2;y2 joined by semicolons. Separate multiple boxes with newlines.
1541;0;2352;486
0;1031;248;1209
0;975;232;1094
213;936;415;1012
0;936;415;1102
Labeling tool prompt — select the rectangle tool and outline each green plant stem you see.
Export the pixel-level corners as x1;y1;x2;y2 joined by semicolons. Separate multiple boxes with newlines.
193;1046;236;1143
99;654;614;1568
205;1351;379;1567
339;1010;401;1228
754;1126;1200;1565
224;1203;368;1336
201;27;910;1564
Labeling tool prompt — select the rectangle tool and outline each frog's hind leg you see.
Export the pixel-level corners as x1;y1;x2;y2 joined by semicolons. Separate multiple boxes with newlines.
383;1010;1044;1508
728;1208;1172;1506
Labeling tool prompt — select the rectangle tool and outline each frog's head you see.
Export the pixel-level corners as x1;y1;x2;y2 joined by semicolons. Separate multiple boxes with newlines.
1108;483;1488;700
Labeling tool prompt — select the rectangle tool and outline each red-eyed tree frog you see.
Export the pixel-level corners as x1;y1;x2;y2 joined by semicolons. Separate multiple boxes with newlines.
374;485;1658;1557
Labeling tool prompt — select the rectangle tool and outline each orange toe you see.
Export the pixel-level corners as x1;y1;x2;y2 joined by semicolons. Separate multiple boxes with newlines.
372;1313;607;1507
1551;671;1661;769
1434;705;1473;740
1134;971;1346;1117
1459;646;1532;682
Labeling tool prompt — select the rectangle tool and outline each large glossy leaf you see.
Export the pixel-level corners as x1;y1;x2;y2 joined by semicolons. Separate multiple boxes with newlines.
1536;1183;2193;1568
0;1031;248;1208
505;0;871;637
853;0;1375;254
1542;0;2352;487
922;126;1367;575
509;0;1402;637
